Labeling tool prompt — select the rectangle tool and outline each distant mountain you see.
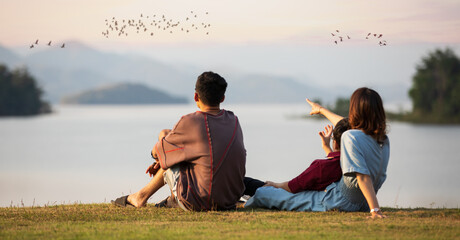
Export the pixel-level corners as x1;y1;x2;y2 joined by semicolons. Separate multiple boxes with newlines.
21;41;195;102
61;83;188;104
225;74;321;103
0;41;339;104
0;45;22;67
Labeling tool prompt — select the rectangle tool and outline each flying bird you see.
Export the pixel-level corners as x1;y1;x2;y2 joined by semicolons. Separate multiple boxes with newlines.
101;12;212;39
61;43;65;48
47;41;52;46
35;39;39;44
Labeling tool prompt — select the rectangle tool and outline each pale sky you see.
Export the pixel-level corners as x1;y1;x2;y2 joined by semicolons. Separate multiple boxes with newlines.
1;0;460;47
2;0;460;107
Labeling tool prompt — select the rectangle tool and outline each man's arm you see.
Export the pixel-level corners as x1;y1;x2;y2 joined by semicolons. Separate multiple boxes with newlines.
147;129;172;177
151;129;171;159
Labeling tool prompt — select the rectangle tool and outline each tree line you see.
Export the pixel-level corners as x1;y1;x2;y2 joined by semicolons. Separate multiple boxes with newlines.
0;64;51;116
407;48;460;123
313;48;460;124
2;47;459;122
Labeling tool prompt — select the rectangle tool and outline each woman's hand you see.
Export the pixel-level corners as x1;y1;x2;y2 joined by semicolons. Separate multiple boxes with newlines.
368;210;387;219
356;173;387;219
306;98;323;115
306;98;344;126
145;162;160;177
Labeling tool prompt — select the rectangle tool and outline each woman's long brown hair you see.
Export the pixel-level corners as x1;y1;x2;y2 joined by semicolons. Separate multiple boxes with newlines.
348;87;387;143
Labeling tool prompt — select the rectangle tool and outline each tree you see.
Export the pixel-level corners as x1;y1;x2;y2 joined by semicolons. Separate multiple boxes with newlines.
330;97;349;118
408;48;460;123
0;64;51;116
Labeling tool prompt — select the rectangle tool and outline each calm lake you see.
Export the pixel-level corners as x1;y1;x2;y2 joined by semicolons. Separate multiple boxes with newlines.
1;104;459;208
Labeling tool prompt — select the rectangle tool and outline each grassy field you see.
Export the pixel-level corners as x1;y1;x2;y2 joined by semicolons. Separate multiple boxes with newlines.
0;204;459;239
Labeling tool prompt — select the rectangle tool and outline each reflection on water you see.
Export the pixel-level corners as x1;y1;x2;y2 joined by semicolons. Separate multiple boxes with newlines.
1;104;459;208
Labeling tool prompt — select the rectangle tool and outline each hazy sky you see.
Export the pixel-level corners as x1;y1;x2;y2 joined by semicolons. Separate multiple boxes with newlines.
1;0;460;107
1;0;460;46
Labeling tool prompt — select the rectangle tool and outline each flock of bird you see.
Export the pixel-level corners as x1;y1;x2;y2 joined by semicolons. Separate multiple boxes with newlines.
102;11;212;39
29;39;65;49
28;20;391;49
331;30;388;46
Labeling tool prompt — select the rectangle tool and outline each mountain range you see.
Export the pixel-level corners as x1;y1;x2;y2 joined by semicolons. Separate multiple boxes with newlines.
0;41;403;105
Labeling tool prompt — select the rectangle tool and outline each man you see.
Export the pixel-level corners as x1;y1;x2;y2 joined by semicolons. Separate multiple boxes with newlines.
112;72;246;211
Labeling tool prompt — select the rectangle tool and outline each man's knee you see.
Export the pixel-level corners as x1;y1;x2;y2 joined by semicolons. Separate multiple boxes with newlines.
158;129;171;141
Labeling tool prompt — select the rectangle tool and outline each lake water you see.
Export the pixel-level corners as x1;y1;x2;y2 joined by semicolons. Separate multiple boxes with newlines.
1;104;459;208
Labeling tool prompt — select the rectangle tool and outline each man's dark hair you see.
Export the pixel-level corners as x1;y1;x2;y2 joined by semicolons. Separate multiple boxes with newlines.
195;71;227;106
333;118;350;149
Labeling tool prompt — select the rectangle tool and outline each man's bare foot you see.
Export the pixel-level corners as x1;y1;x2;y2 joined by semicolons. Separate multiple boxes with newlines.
127;193;147;208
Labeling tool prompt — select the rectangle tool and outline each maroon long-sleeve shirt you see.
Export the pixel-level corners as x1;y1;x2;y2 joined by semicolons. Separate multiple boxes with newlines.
288;151;342;193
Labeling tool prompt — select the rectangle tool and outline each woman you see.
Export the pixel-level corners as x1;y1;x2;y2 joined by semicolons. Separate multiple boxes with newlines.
244;87;389;218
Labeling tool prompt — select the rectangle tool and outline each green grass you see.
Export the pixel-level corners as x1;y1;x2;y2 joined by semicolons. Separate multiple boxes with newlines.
1;204;459;239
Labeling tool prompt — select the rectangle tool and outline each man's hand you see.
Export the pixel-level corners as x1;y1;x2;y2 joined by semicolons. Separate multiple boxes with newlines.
145;162;160;177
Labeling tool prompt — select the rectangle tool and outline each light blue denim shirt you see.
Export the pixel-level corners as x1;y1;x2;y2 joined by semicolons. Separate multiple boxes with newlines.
245;130;390;212
338;130;390;206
